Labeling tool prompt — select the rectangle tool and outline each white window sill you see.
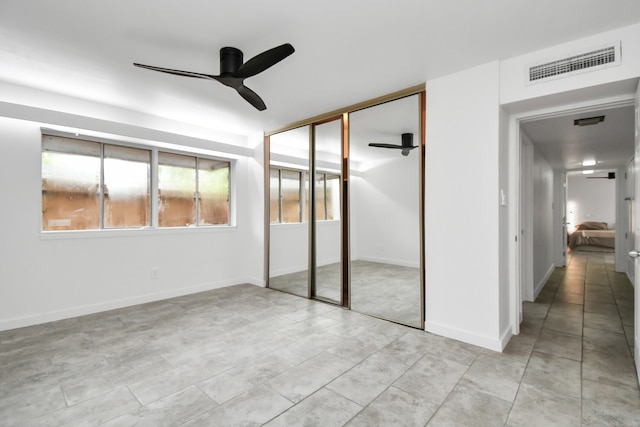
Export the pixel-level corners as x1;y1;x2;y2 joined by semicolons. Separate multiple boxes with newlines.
40;225;237;240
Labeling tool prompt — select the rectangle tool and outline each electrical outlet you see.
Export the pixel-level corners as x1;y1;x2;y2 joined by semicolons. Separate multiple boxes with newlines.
151;268;158;279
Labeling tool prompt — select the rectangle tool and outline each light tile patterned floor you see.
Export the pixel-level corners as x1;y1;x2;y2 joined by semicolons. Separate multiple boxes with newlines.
0;251;638;426
269;260;422;327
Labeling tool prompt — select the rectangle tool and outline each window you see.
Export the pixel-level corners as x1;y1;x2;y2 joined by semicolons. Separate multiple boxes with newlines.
158;152;196;227
42;136;150;231
270;168;303;224
269;168;280;223
104;145;151;228
310;173;340;221
42;134;231;232
281;169;302;223
325;174;341;220
270;167;339;223
157;153;230;227
198;158;230;225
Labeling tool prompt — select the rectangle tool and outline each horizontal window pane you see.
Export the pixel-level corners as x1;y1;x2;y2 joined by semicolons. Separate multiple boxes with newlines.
42;146;101;231
198;158;230;225
158;152;196;227
103;145;151;229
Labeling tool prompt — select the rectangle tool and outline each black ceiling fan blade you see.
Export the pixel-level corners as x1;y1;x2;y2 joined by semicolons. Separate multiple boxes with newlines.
586;172;616;179
133;63;216;80
236;43;295;78
236;85;267;111
368;143;404;149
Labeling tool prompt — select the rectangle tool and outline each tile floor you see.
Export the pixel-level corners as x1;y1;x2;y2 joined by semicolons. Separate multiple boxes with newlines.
269;260;422;327
1;251;638;426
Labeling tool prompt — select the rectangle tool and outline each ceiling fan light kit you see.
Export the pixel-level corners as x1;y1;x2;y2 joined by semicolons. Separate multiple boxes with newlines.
134;43;295;111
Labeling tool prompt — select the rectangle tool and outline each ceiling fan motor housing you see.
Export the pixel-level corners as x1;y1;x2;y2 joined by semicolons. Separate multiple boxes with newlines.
401;133;414;149
220;47;243;74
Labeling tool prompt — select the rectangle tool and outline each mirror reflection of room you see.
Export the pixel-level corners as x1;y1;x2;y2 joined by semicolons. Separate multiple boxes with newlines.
349;94;422;327
268;125;310;298
313;118;342;303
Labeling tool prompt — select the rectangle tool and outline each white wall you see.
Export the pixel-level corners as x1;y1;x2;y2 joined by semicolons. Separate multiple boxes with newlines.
501;23;640;106
269;224;309;276
316;221;341;267
500;23;640;351
532;149;555;296
0;108;262;331
498;105;511;337
567;172;616;231
351;155;420;268
425;60;503;351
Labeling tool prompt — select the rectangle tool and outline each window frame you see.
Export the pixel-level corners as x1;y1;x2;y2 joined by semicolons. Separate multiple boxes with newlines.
41;131;235;237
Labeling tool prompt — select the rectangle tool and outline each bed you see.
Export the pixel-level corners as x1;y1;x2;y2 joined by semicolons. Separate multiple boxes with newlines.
568;221;615;249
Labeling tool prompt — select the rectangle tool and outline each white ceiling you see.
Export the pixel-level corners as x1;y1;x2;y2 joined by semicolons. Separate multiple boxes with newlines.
521;104;636;172
1;0;640;140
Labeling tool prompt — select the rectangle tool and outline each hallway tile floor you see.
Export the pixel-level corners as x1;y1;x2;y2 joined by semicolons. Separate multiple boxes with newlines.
0;251;638;425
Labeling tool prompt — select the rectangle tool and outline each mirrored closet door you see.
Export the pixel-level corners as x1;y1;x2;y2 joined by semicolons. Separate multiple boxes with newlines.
268;125;310;298
349;95;422;327
266;86;425;328
312;118;343;303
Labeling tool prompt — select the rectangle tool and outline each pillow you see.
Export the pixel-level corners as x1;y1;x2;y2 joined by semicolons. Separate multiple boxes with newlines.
575;221;608;230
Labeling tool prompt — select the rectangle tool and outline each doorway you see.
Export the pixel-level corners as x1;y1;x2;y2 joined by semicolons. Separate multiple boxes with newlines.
518;103;635;301
512;89;638;385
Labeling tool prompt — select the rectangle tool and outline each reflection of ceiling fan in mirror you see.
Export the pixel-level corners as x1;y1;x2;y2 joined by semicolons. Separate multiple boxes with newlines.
368;133;417;156
134;43;295;111
586;172;615;179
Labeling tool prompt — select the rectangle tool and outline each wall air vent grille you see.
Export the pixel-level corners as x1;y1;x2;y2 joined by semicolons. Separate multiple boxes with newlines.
527;42;620;84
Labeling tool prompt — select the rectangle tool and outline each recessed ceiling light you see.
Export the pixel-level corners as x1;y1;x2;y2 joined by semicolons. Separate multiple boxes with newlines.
582;159;596;166
574;116;605;126
582;170;595;174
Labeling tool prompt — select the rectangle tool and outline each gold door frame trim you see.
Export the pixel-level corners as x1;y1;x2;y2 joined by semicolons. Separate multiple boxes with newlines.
419;90;426;328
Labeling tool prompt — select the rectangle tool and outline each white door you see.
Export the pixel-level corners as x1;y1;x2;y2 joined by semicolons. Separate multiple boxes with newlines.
558;171;568;267
627;158;635;284
632;83;640;383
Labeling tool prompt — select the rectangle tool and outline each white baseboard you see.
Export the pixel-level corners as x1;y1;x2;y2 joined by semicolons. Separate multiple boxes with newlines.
534;263;555;299
317;258;341;267
270;264;308;277
425;320;505;352
499;325;513;351
0;278;255;332
247;276;266;287
356;256;420;269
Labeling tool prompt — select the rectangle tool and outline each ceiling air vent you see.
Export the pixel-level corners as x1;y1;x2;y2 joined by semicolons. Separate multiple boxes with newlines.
526;42;621;84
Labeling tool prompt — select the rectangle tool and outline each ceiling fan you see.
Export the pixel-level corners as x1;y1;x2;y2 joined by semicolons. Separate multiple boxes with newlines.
134;43;295;111
368;133;417;156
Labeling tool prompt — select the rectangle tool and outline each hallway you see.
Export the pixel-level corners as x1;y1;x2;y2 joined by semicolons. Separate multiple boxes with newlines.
514;250;638;424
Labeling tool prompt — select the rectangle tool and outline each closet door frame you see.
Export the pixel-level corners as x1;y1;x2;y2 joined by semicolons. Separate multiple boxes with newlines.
264;85;426;329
